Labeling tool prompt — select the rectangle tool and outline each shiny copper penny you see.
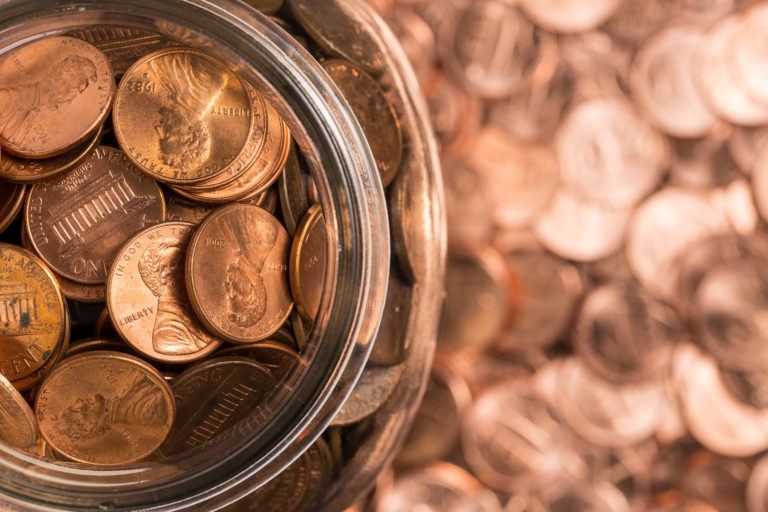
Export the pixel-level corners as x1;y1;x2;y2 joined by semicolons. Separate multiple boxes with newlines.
0;243;66;383
0;373;38;449
217;341;303;382
113;48;254;185
166;194;214;225
155;356;276;458
186;204;293;343
323;59;403;187
34;350;175;465
0;182;25;235
69;26;175;77
107;222;221;363
332;363;405;426
0;126;101;184
0;36;114;159
25;145;166;285
290;205;325;322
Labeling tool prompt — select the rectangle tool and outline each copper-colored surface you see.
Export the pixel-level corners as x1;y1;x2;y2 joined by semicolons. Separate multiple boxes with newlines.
0;373;38;449
289;204;325;322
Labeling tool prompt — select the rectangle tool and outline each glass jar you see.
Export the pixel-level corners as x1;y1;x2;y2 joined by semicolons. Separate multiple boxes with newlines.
0;0;444;510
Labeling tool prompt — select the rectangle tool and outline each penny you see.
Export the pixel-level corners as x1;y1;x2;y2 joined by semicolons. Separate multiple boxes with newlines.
271;326;298;351
69;26;175;77
0;182;25;235
278;144;311;236
217;341;303;382
0;125;101;184
12;306;69;393
107;222;221;363
561;31;632;101
630;26;717;138
573;281;678;383
323;59;402;187
243;0;284;14
438;0;540;99
165;194;214;225
113;48;254;184
0;372;38;449
186;204;293;343
388;148;428;282
422;72;482;157
0;36;114;159
728;126;768;176
35;350;175;465
556;98;668;209
734;3;768;106
289;311;311;351
696;16;768;126
669;126;741;189
288;0;386;75
331;363;405;427
747;454;768;512
518;0;620;33
93;308;118;338
721;367;768;410
155;356;276;458
25;145;166;285
443;160;494;249
290;205;325;322
385;10;436;84
65;338;132;359
369;268;413;367
604;0;677;45
0;243;66;383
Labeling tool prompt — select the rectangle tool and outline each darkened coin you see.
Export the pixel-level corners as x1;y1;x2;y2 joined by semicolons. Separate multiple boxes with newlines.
278;143;311;236
25;145;165;284
290;205;326;322
720;367;768;410
271;326;299;352
0;373;38;449
0;36;115;159
35;350;175;465
0;126;101;184
217;341;303;382
155;356;276;458
113;48;254;185
0;243;66;383
69;26;175;76
186;204;293;343
0;182;25;235
331;363;405;426
288;0;386;75
108;222;221;363
369;267;413;367
290;310;311;351
243;0;284;14
323;59;403;187
94;308;118;338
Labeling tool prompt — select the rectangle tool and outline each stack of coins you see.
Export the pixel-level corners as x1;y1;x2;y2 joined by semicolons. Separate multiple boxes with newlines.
359;0;768;511
0;1;419;507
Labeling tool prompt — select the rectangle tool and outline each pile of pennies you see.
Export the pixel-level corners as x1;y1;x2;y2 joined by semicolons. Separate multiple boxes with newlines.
0;0;417;508
357;0;768;511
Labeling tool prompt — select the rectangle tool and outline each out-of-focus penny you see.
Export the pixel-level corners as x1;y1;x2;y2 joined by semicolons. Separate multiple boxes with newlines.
604;0;677;46
720;367;768;410
444;160;494;249
422;73;482;157
288;0;386;75
278;143;311;236
0;36;114;159
0;373;38;449
290;205;325;322
25;146;166;285
331;363;405;427
369;268;413;367
0;126;101;184
186;204;293;343
69;26;175;77
734;3;768;106
155;356;276;458
630;26;717;138
114;48;253;185
669;126;741;189
0;243;66;383
518;0;620;33
729;126;768;177
217;341;303;382
556;98;668;209
0;182;25;235
107;222;221;363
323;59;402;187
560;31;631;101
35;350;175;465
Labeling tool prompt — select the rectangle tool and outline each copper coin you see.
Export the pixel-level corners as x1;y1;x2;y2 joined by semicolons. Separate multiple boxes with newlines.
289;310;311;351
155;356;276;458
217;341;303;382
735;2;768;106
166;194;214;225
271;325;298;351
369;269;413;367
65;338;132;359
444;161;494;248
332;363;405;427
113;48;254;185
34;350;175;465
388;147;426;283
278;143;311;236
107;222;221;363
290;204;325;322
720;366;768;410
748;453;768;512
0;36;114;159
12;306;69;393
0;372;38;449
0;126;101;184
186;204;293;343
604;0;677;45
518;0;620;33
323;59;403;187
25;145;165;284
243;0;284;14
423;72;482;157
0;182;25;235
94;307;118;338
288;0;386;75
0;243;66;382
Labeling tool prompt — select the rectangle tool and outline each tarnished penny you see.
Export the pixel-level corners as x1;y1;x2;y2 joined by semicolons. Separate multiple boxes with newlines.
0;243;66;382
331;363;405;426
323;59;402;187
0;182;25;235
0;36;114;159
114;48;254;184
217;341;303;382
25;146;166;284
186;204;293;343
155;356;276;458
0;373;38;449
243;0;284;14
278;143;311;236
69;26;175;77
34;350;175;465
107;222;221;363
0;126;101;184
12;307;69;393
290;205;325;322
